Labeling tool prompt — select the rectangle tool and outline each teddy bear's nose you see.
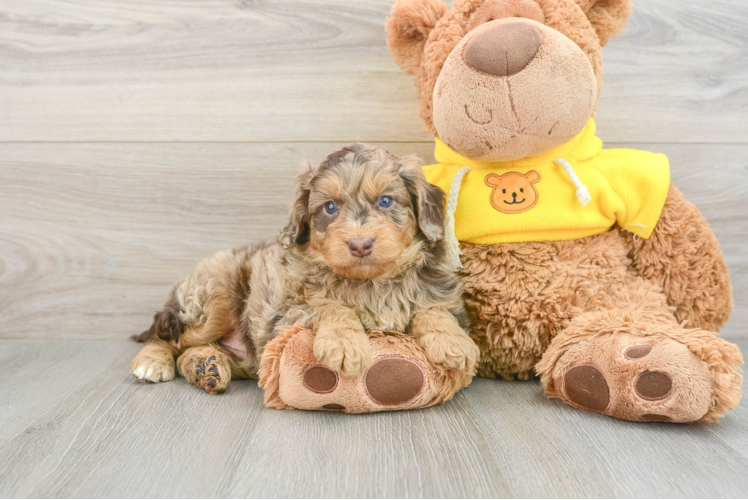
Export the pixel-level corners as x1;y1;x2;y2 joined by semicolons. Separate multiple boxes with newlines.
464;20;542;77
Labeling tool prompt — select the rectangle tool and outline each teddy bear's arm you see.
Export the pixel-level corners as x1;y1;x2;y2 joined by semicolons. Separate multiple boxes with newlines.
624;184;733;332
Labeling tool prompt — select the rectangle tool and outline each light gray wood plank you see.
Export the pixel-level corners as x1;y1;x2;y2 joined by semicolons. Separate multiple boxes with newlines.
0;142;432;340
0;0;746;143
463;370;748;498
0;340;746;498
0;141;745;341
595;0;748;143
0;340;512;498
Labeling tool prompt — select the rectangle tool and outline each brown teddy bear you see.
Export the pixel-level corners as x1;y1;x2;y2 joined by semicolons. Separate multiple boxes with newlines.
386;0;743;422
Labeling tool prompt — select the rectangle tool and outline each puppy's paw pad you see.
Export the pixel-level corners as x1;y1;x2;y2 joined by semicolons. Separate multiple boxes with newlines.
195;356;228;394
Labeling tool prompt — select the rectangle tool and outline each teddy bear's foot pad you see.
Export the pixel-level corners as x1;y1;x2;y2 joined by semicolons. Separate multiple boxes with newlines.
562;364;610;412
553;333;714;423
563;362;675;414
364;357;425;405
259;325;469;413
301;358;425;409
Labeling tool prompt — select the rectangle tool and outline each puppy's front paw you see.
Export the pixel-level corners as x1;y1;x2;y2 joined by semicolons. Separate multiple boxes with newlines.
419;330;479;372
313;328;372;376
130;352;175;383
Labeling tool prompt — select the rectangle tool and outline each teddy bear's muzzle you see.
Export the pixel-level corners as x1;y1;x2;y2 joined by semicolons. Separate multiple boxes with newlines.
463;20;541;78
432;17;598;163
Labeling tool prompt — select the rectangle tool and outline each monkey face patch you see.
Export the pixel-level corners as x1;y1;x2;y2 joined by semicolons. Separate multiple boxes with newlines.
485;171;541;214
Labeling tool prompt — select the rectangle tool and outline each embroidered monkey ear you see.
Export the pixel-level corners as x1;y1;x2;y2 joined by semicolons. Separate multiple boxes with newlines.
575;0;632;46
386;0;448;75
525;171;541;183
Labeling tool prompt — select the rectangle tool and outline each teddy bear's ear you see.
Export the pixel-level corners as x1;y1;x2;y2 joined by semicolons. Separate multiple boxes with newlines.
386;0;448;75
576;0;632;47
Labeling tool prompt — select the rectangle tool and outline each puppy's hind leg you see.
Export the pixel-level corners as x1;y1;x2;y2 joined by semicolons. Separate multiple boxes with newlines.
130;339;177;383
177;345;232;394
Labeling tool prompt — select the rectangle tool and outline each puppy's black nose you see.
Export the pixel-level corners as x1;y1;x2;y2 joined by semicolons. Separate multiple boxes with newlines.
349;237;373;258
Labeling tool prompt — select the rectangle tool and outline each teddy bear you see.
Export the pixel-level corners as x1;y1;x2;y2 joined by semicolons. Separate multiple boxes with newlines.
384;0;743;422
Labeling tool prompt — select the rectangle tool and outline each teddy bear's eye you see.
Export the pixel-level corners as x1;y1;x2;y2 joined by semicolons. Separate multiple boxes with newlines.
520;188;524;193
502;189;506;194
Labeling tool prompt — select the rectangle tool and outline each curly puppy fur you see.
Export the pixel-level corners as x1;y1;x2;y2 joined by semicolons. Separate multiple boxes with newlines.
130;144;478;393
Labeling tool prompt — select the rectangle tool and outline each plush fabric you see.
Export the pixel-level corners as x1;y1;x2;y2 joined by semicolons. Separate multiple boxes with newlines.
424;119;671;244
259;325;471;413
386;0;743;422
431;16;598;161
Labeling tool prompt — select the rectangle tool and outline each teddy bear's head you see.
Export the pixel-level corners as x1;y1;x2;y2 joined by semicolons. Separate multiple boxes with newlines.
386;0;631;162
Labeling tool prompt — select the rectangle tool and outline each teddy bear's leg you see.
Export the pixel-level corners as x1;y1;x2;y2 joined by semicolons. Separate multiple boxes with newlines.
625;185;733;332
258;325;471;413
536;279;743;422
176;344;233;395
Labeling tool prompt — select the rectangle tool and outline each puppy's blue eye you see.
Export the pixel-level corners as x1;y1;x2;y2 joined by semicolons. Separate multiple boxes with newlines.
324;202;338;215
379;196;393;208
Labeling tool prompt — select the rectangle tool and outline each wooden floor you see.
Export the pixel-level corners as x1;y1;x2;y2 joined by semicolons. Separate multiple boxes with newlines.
1;0;746;497
0;340;747;498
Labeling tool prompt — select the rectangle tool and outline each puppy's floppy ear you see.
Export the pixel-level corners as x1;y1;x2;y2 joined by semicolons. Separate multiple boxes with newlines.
398;155;445;242
576;0;632;46
386;0;448;75
279;161;314;248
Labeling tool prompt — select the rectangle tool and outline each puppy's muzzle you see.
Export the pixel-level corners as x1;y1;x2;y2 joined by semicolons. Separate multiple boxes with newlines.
348;237;373;258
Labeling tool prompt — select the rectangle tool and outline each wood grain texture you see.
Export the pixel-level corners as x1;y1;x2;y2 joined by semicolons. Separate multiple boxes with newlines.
0;143;748;339
0;0;746;143
1;0;746;497
0;340;746;498
0;141;745;341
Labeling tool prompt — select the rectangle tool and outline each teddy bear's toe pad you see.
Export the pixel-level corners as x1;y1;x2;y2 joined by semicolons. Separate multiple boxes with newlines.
303;365;339;393
635;371;673;400
365;358;424;405
553;333;714;423
261;326;469;413
562;364;610;412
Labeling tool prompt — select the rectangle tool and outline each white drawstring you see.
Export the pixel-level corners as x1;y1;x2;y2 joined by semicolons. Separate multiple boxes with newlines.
554;158;591;206
445;166;471;270
628;222;647;242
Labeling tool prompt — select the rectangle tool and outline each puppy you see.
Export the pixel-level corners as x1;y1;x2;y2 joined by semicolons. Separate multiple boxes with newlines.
130;144;479;394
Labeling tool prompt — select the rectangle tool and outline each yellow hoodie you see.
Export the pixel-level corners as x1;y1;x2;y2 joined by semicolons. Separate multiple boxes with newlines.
423;120;670;245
